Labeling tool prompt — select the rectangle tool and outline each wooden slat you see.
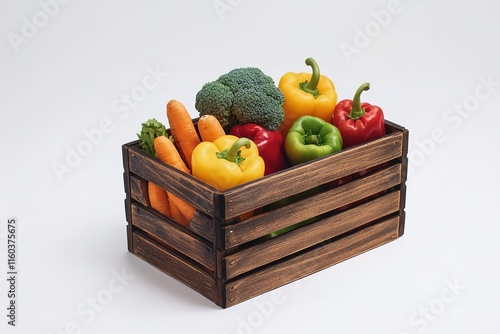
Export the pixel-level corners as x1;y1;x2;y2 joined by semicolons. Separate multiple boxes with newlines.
222;130;404;218
131;203;214;269
129;174;149;206
224;163;402;248
188;210;214;242
224;216;400;307
132;232;216;304
122;144;134;252
127;154;214;242
225;191;400;279
122;120;409;308
398;126;409;236
127;143;215;215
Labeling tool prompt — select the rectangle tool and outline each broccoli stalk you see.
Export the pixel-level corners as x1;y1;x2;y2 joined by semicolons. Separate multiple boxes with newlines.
195;67;285;131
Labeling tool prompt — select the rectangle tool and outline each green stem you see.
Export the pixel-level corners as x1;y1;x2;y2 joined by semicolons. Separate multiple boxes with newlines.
299;57;321;98
349;82;370;120
217;137;251;164
303;131;322;146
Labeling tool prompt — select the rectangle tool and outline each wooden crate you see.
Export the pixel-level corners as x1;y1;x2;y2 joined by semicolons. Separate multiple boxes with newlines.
122;119;409;308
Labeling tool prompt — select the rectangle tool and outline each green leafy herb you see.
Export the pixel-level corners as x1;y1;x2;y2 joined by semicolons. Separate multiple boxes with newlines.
136;118;167;157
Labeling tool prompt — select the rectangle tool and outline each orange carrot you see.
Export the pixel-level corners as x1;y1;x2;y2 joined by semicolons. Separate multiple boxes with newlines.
167;194;192;226
197;114;226;142
147;182;171;217
154;135;190;174
168;199;189;227
153;135;196;225
166;99;201;170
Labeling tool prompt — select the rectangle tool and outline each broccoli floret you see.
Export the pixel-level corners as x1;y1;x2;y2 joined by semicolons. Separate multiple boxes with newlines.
194;67;285;131
218;67;275;92
195;81;237;130
232;89;285;131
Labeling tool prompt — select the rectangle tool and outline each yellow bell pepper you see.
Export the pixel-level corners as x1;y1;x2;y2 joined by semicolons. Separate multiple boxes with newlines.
191;135;265;191
277;57;338;137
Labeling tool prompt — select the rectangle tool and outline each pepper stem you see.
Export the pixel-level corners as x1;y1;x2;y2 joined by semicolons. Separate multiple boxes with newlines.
299;57;321;98
216;137;251;165
303;131;322;146
349;82;370;120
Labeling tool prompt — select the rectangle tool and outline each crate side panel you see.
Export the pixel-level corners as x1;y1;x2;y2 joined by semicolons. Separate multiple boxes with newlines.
130;174;149;206
123;144;134;252
128;173;214;242
225;163;402;247
125;197;134;252
131;203;215;269
225;191;401;279
132;232;216;304
398;127;409;236
224;216;400;307
223;131;404;218
127;143;215;215
189;210;215;242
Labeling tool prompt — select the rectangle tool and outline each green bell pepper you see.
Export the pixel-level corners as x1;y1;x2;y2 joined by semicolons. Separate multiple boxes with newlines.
285;115;343;165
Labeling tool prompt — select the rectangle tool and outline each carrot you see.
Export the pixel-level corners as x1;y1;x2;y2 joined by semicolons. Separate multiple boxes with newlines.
154;135;191;174
147;183;170;217
137;119;174;219
153;135;196;225
168;199;189;227
197;114;226;142
167;194;191;227
166;99;201;170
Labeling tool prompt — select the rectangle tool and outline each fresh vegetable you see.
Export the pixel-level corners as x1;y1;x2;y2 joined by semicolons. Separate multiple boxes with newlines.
153;135;195;227
154;134;191;174
331;82;385;148
197;114;226;142
147;183;171;217
229;123;288;175
136;119;172;218
278;57;338;137
137;118;167;157
166;99;201;170
195;67;285;131
169;201;188;227
191;135;265;191
285;115;343;165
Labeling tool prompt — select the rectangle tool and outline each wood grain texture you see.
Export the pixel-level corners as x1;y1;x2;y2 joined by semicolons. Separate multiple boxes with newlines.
398;125;409;237
132;232;216;303
127;142;215;215
221;130;404;218
122;144;134;253
224;216;400;307
224;191;401;279
189;210;214;242
131;203;214;269
129;174;148;206
224;163;402;248
122;120;409;308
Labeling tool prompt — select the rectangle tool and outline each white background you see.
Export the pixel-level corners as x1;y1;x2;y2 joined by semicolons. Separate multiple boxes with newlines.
1;0;500;333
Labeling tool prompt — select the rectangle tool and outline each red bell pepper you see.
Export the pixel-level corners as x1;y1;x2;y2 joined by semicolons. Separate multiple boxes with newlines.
229;123;289;175
331;82;385;148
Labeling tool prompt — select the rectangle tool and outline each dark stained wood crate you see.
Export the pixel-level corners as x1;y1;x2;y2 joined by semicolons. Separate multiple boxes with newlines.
122;119;409;308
